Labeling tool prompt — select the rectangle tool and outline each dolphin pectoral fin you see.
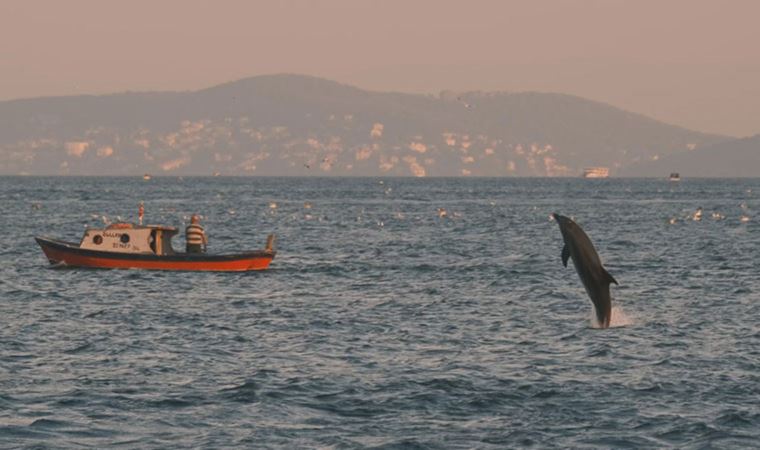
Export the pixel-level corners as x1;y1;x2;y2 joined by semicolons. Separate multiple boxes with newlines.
561;244;570;267
603;268;618;285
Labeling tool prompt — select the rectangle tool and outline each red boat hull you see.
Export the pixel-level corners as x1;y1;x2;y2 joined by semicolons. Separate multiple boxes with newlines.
36;237;274;272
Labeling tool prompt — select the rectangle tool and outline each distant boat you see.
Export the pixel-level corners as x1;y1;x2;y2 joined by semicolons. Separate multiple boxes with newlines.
582;167;609;178
143;174;151;180
669;172;681;181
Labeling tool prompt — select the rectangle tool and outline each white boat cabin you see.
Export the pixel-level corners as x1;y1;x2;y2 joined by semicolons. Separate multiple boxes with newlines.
80;223;178;255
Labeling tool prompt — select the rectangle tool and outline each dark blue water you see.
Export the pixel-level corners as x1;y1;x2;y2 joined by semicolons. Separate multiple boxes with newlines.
2;177;759;448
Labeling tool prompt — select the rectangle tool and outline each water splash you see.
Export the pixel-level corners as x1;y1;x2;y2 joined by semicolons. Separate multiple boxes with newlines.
610;306;634;327
589;306;634;329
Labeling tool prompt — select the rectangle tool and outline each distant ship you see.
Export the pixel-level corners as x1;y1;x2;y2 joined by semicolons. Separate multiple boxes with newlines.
669;172;681;181
582;167;610;178
143;173;152;180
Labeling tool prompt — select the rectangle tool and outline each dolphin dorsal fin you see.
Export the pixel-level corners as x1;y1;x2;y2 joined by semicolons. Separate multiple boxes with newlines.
603;268;618;286
561;244;570;267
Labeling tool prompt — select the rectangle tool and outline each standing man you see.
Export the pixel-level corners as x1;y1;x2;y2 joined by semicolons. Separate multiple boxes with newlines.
185;215;207;253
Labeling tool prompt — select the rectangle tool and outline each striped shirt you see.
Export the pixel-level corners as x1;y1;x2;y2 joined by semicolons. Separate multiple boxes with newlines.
186;224;206;245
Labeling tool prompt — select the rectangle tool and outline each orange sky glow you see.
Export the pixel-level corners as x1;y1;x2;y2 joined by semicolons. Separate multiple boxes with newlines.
1;0;758;136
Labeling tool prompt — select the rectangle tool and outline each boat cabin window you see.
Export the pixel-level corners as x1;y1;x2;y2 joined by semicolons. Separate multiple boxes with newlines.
93;235;103;245
120;233;130;244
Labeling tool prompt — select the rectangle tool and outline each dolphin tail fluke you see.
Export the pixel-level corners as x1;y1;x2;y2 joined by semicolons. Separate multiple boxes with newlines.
596;302;612;329
593;306;612;329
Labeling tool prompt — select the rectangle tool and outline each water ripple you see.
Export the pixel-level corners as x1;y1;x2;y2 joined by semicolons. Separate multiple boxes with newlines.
2;177;760;448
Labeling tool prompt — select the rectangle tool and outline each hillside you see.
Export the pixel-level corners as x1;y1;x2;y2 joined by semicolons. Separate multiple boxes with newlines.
620;134;760;177
0;74;727;176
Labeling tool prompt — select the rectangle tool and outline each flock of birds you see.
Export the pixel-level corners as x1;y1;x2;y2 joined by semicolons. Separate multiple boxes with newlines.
668;205;751;225
32;178;754;231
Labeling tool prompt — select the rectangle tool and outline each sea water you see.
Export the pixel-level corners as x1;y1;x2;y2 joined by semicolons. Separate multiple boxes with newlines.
1;177;759;448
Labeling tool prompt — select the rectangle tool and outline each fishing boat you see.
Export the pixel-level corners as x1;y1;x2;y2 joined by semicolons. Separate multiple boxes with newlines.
669;172;681;181
35;223;275;271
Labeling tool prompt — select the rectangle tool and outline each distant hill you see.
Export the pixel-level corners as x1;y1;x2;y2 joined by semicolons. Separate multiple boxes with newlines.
0;74;728;176
620;134;760;177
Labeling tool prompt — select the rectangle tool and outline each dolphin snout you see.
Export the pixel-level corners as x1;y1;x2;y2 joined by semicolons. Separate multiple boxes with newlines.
552;213;569;225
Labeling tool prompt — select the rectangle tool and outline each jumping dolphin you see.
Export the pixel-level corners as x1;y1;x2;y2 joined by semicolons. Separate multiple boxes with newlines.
552;213;618;328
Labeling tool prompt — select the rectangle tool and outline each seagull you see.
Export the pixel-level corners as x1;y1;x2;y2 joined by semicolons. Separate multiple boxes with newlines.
456;96;473;109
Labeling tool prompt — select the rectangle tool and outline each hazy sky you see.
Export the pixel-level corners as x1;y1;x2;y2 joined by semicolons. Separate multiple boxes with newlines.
1;0;758;136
